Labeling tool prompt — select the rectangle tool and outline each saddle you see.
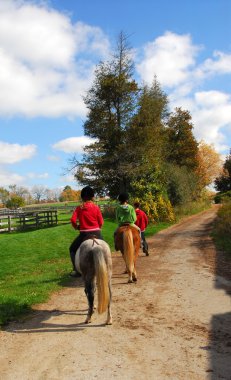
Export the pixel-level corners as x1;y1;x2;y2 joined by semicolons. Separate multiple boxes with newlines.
82;234;100;246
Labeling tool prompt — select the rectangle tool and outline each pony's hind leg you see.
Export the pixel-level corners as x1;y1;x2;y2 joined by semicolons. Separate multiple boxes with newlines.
128;270;133;283
84;281;94;323
106;281;112;325
132;268;137;282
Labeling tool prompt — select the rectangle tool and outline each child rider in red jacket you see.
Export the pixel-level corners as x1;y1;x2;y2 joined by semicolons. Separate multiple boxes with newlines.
69;186;104;277
134;202;149;256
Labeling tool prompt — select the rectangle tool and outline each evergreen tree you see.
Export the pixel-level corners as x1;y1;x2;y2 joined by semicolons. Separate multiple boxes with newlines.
166;107;199;170
73;32;139;197
127;77;169;177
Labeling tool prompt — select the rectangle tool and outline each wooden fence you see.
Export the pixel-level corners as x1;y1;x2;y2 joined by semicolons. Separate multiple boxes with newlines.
0;215;17;232
0;210;58;233
0;203;115;233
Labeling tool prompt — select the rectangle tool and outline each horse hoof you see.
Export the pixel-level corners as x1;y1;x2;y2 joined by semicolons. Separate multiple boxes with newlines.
128;279;133;283
85;317;92;324
133;277;137;282
106;318;112;325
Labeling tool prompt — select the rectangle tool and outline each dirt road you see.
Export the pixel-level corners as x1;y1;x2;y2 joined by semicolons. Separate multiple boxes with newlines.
0;206;231;380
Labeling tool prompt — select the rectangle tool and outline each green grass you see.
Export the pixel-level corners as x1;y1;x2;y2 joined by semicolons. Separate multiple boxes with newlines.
174;199;211;220
212;201;231;255
0;217;171;326
0;224;73;326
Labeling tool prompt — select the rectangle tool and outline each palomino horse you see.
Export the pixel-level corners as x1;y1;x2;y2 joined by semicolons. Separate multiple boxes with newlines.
75;238;112;325
115;225;141;283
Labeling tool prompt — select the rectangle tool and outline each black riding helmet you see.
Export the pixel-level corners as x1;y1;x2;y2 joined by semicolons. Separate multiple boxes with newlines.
118;192;129;203
81;186;95;201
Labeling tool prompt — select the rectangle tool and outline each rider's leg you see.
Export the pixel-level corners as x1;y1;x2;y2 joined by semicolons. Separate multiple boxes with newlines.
141;231;149;255
69;235;82;277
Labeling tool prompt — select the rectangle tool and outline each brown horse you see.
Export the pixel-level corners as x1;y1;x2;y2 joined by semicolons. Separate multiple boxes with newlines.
115;225;141;283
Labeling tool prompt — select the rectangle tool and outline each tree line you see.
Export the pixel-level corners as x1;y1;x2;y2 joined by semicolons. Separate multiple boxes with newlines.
69;33;224;220
0;185;81;209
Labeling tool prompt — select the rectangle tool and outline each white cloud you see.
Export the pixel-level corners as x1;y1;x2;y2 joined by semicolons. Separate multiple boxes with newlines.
192;91;231;151
0;141;36;164
137;31;231;154
52;136;96;153
0;0;110;118
59;174;77;184
136;31;200;87
0;1;75;68
196;51;231;78
27;172;49;179
0;167;24;186
170;90;231;152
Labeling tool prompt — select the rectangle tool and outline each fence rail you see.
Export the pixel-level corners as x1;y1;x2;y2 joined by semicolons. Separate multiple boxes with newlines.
0;215;17;232
0;210;58;233
0;203;116;233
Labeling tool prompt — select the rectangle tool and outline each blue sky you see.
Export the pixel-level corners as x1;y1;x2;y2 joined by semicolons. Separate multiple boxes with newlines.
0;0;231;191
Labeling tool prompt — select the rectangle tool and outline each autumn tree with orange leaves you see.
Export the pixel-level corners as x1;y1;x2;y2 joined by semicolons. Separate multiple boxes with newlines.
59;186;81;202
196;140;222;189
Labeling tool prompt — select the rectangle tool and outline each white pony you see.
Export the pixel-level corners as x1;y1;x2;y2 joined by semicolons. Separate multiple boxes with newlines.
75;238;112;325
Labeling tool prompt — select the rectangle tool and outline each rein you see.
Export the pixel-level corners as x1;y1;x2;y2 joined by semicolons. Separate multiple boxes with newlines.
91;237;100;246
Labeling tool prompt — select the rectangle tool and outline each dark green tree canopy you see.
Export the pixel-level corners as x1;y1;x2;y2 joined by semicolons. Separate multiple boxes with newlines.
70;34;203;206
214;150;231;192
166;107;198;171
73;32;140;196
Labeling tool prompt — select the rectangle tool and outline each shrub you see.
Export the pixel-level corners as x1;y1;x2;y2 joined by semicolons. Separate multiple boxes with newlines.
132;193;175;223
213;201;231;255
214;201;231;236
101;203;116;218
6;196;25;209
214;190;231;204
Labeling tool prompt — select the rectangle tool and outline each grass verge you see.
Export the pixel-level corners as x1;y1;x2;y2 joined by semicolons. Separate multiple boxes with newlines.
212;201;231;256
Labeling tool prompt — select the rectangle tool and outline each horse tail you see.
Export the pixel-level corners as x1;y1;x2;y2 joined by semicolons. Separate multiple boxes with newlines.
123;228;134;274
93;247;109;314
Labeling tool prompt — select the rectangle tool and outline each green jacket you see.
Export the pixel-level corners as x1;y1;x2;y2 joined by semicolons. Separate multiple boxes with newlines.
116;204;137;226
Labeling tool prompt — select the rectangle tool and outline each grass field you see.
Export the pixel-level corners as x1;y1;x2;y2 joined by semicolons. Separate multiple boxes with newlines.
0;214;171;326
212;201;231;255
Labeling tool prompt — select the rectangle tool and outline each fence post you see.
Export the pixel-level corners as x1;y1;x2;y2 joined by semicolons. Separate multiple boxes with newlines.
36;213;39;228
8;215;11;232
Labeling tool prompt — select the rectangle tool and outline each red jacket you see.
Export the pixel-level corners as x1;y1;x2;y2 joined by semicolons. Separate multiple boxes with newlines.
135;208;148;232
70;201;104;232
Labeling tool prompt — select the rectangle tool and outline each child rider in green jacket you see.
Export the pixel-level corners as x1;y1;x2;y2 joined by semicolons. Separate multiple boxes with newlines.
114;192;140;250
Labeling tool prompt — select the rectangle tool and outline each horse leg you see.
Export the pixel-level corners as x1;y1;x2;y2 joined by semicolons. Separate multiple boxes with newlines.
132;268;137;282
106;281;112;325
84;280;95;323
127;269;133;283
132;242;140;282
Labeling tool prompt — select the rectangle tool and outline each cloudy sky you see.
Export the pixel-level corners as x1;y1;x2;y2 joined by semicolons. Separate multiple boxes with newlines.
0;0;230;190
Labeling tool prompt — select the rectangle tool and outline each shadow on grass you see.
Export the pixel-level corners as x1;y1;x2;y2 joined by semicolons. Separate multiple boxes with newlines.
0;301;31;326
0;275;84;327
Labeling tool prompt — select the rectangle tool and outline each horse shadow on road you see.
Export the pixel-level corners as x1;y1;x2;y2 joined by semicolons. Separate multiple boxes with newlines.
209;255;231;380
3;304;109;335
1;275;109;335
192;223;231;379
